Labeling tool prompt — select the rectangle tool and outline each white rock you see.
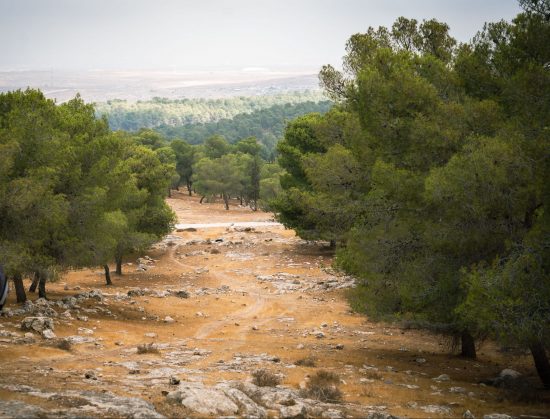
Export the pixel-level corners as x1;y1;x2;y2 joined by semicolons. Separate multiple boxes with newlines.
41;329;56;339
167;383;238;416
164;316;175;323
280;401;307;418
499;368;521;378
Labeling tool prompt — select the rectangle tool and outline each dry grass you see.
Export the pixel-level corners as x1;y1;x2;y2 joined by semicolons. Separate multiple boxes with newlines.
252;369;281;387
302;370;342;403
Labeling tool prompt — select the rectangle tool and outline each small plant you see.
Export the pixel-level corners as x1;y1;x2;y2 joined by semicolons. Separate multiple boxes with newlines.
137;343;160;354
252;369;281;387
295;356;316;367
364;370;382;380
302;370;342;403
54;338;72;351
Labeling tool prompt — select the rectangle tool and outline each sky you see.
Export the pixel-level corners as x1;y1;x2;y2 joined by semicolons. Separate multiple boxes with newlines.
0;0;522;72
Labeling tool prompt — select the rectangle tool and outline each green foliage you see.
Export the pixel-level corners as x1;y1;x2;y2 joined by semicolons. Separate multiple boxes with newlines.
156;100;332;156
0;89;175;292
96;91;326;130
275;6;550;383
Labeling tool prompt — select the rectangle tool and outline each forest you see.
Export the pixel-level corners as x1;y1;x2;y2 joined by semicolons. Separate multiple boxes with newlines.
156;100;332;156
95;91;326;131
0;0;549;393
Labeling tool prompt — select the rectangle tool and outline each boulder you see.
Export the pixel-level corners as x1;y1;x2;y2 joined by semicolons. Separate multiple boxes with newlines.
21;317;54;333
216;384;267;418
167;383;238;416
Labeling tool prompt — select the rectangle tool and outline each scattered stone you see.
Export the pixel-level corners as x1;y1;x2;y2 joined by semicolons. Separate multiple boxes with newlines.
296;344;305;350
144;332;158;338
173;290;189;299
335;344;344;350
169;376;181;385
164;316;175;323
415;357;427;364
450;386;467;394
433;374;450;382
483;415;513;419
128;289;145;297
420;405;452;415
463;410;475;418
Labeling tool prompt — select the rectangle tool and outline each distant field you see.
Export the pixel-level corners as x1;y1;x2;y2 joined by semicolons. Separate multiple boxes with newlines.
0;69;321;103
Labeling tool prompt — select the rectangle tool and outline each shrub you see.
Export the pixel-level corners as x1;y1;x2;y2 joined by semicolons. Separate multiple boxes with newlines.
137;343;160;354
302;370;342;403
252;369;281;387
295;356;316;367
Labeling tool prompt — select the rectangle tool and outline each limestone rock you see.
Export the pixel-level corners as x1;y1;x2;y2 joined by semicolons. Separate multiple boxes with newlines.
41;329;56;339
167;383;238;416
21;317;54;333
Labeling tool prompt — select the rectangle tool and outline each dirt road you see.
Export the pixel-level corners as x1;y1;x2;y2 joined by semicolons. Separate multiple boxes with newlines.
0;192;547;418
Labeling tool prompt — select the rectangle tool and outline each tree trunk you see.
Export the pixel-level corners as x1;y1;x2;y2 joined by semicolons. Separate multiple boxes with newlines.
239;195;243;205
460;330;476;358
104;265;112;286
167;188;172;198
223;193;229;210
530;341;550;388
187;181;192;196
200;195;205;204
329;239;336;249
115;255;123;276
38;272;47;299
13;273;27;303
29;272;39;292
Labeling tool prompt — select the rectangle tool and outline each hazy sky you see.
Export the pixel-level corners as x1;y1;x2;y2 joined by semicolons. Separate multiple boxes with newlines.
0;0;521;71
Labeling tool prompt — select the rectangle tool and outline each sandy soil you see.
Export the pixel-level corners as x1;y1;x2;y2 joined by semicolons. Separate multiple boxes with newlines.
0;191;548;418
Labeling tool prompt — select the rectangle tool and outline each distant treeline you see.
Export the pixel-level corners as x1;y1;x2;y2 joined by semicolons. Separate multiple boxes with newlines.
95;91;327;131
156;100;332;153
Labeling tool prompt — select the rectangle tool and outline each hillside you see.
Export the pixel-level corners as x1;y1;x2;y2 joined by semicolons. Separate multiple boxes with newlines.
1;193;547;418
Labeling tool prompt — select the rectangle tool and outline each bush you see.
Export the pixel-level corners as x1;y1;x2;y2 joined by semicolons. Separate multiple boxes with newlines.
252;369;281;387
302;370;342;403
137;343;160;354
295;356;316;367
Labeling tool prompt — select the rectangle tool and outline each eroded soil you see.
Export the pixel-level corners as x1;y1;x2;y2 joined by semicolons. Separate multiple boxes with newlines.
1;191;548;418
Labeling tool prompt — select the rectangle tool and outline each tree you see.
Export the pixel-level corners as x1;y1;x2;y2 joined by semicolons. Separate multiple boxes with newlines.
193;154;242;210
170;139;196;195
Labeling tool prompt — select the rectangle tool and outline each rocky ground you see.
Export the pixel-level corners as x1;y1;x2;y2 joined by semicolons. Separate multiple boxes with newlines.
0;192;548;418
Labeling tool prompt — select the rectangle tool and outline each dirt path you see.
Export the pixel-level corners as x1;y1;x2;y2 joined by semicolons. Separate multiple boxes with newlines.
0;191;548;418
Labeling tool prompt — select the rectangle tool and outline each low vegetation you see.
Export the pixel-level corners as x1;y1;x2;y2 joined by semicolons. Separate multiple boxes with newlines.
302;370;342;403
251;369;281;387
